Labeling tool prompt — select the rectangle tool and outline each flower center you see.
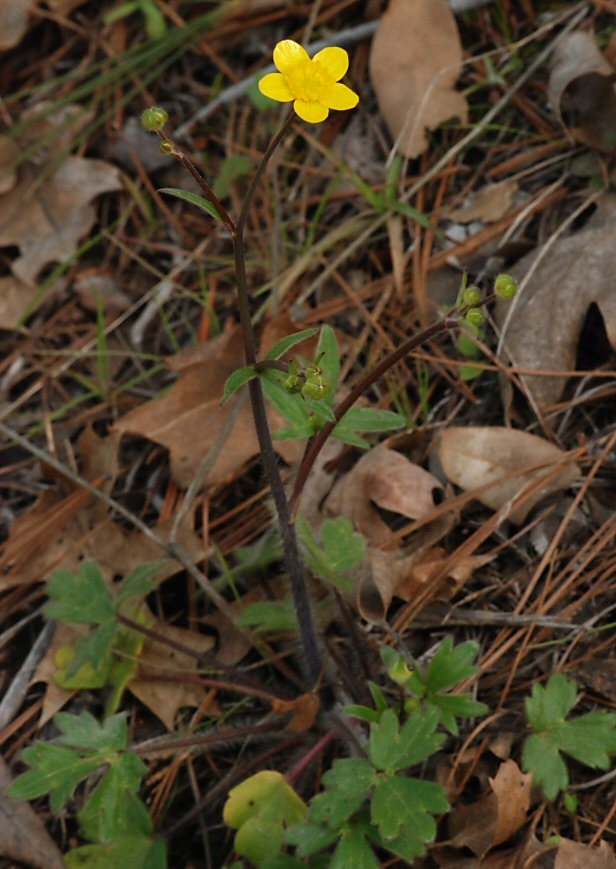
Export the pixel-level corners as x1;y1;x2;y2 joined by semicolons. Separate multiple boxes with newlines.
285;60;330;101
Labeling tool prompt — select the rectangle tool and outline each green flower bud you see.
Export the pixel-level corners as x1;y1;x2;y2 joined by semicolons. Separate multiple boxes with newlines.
284;373;303;394
494;273;517;299
141;106;169;132
462;285;482;306
302;375;328;400
159;140;174;156
465;307;485;327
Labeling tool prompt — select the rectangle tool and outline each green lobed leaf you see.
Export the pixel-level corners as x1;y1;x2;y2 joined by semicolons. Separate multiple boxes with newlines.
427;693;488;735
525;674;577;730
424;636;480;694
522;733;569;800
116;562;166;606
45;562;115;624
369;708;443;773
221;366;258;406
330;825;379;869
223;771;307;865
271;424;315;441
309;758;375;830
265;327;320;361
78;755;150;844
158;187;221;220
336;406;406;433
6;743;102;811
285;821;339;858
371;775;448;845
55;711;127;752
297;516;365;589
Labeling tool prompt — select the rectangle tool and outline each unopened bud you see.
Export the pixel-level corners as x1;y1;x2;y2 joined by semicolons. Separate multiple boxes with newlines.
462;285;482;306
465;308;485;327
494;273;517;299
141;106;169;132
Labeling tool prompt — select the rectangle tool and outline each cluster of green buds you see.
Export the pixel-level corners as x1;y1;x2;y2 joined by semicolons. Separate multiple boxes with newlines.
459;273;517;328
283;354;328;401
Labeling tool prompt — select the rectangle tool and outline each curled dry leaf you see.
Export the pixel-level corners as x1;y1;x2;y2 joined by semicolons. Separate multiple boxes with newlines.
115;325;301;488
497;194;616;411
448;760;532;858
555;839;616;869
438;426;581;525
325;445;442;544
548;31;616;153
369;0;468;158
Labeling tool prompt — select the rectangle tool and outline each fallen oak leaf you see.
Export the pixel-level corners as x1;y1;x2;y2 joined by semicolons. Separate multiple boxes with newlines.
448;760;532;858
438;426;581;525
496;193;616;411
369;0;468;158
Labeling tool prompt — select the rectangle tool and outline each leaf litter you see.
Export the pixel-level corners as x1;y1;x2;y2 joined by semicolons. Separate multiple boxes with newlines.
2;4;616;866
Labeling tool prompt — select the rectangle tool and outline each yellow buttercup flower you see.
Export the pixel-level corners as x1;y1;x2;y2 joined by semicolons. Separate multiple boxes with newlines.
258;40;359;124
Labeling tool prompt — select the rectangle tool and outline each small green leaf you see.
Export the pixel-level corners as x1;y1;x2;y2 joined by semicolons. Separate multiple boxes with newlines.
55;712;127;752
369;708;443;773
64;835;165;869
523;674;616;799
265;328;320;361
315;325;340;403
6;743;102;811
221;366;257;405
78;755;149;843
158;187;221;220
297;516;365;589
337;406;406;433
223;771;307;864
371;775;448;844
64;621;117;679
427;693;488;735
236;601;297;632
271;424;315;441
45;562;115;624
330;427;370;448
116;563;165;606
285;821;339;857
331;825;379;868
262;376;311;428
309;759;375;830
425;637;480;693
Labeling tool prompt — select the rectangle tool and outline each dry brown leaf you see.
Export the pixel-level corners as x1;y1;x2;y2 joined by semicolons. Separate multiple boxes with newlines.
369;0;468;158
0;2;30;50
0;155;121;286
115;326;301;488
555;839;616;869
130;620;216;731
548;31;616;153
325;445;442;544
448;760;532;858
271;693;320;732
497;193;616;411
446;180;518;224
438;426;581;524
0;758;65;869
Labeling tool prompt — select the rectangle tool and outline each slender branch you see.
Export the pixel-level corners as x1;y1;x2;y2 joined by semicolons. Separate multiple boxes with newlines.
157;132;236;235
231;111;322;685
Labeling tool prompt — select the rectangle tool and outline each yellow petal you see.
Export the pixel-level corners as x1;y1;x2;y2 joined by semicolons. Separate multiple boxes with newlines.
293;99;329;123
312;46;349;81
321;82;359;111
258;72;294;103
273;40;310;74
